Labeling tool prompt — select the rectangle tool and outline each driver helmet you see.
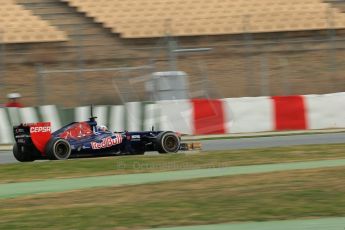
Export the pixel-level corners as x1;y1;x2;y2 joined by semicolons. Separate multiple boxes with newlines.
97;125;108;132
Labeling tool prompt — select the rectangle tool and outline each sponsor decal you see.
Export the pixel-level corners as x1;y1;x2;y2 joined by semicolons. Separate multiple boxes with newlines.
17;139;25;144
91;134;123;150
28;122;52;155
15;134;30;138
22;123;36;127
30;126;51;133
15;128;25;133
131;135;141;139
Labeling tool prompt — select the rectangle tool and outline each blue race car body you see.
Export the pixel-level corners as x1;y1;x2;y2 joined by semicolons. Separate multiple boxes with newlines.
13;116;186;162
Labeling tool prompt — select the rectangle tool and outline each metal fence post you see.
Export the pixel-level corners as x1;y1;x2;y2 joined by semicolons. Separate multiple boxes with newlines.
242;15;254;96
164;19;178;72
167;36;178;72
0;30;5;96
260;52;269;96
198;60;210;98
326;8;338;92
76;25;86;105
280;57;291;96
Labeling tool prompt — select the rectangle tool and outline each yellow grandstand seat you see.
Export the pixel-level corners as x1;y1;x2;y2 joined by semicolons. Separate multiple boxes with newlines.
63;0;345;38
0;0;67;43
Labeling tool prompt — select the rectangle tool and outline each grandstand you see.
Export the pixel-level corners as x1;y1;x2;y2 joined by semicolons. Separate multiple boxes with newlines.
0;0;66;43
63;0;345;38
0;0;344;106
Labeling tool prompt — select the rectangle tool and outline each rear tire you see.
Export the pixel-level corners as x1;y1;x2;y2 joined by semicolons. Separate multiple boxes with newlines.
156;131;180;154
13;144;35;162
45;138;71;160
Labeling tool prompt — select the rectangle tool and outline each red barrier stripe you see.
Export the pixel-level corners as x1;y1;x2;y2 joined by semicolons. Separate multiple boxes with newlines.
192;99;226;135
272;96;307;130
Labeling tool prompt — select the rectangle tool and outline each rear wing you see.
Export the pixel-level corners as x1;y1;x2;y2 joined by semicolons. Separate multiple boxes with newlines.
13;122;52;154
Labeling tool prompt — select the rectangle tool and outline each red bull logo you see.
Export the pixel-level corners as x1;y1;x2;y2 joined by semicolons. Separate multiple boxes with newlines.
91;135;123;150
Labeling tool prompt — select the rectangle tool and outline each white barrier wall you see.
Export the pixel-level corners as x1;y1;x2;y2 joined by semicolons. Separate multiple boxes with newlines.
75;106;91;122
19;107;39;124
158;100;193;134
7;107;21;126
39;105;61;132
144;103;159;131
305;92;345;130
109;105;125;132
94;106;108;127
0;108;12;143
224;97;273;133
126;102;141;131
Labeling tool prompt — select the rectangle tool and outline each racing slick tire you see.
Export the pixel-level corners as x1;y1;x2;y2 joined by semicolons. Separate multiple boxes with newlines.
13;144;35;162
45;138;71;160
156;131;180;154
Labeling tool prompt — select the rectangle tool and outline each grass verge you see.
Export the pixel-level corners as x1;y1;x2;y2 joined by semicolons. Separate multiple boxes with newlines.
0;144;344;183
0;167;344;229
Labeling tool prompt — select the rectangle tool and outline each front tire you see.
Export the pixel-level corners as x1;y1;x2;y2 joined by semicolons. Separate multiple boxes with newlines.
13;144;35;162
45;138;71;160
156;131;180;154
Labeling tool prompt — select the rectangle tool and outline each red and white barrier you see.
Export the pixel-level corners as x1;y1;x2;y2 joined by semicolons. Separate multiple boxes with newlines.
157;99;228;135
155;92;345;135
0;92;343;143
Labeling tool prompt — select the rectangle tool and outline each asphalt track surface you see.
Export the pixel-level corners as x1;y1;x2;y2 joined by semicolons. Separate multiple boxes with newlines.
0;133;344;164
201;133;345;151
153;217;345;230
1;159;345;199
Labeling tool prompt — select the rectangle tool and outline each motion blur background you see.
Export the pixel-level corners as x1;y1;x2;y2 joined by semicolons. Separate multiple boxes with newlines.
0;0;345;107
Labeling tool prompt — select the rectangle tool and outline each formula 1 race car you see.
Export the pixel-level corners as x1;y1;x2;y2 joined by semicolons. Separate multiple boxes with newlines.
12;114;200;162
